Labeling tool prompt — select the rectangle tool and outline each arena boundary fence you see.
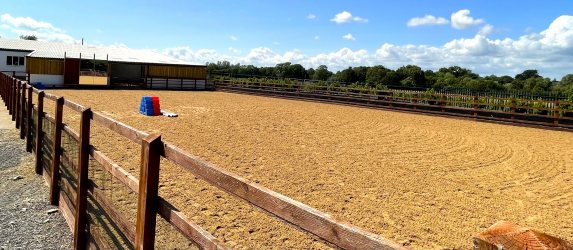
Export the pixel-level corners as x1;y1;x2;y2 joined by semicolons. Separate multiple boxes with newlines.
214;80;573;132
0;72;404;249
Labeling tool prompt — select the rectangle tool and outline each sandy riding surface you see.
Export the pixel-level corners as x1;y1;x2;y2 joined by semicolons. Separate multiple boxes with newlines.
48;89;573;249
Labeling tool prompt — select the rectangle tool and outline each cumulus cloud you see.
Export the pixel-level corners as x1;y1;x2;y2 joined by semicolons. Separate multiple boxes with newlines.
0;13;76;43
331;11;368;24
1;14;60;31
230;35;238;41
478;24;494;36
407;15;449;27
314;35;320;40
451;9;484;29
307;14;316;20
342;33;356;41
228;47;240;53
163;15;573;78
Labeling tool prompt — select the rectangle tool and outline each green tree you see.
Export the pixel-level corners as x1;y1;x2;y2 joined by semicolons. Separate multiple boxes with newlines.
438;66;478;78
366;65;390;85
313;65;332;81
352;66;369;84
515;69;540;81
381;71;402;86
523;77;552;93
19;35;38;40
396;65;425;87
306;68;315;80
556;74;573;97
432;72;459;89
333;67;358;83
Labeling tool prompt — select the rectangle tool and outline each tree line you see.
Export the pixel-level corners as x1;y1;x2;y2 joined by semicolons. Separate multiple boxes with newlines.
207;61;573;97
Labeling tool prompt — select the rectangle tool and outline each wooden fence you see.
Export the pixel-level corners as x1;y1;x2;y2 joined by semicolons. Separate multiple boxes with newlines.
0;72;403;250
210;73;571;101
214;80;573;131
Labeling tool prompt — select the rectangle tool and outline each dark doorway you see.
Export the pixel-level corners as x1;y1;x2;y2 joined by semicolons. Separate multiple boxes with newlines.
109;63;144;86
64;58;80;85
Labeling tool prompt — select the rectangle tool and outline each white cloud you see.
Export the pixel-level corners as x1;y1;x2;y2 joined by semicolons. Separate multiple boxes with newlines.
330;11;368;24
228;47;240;53
314;35;320;40
478;24;494;36
342;33;356;41
307;14;316;20
0;13;76;43
451;9;484;29
407;15;449;27
163;15;573;78
1;14;60;31
230;35;238;41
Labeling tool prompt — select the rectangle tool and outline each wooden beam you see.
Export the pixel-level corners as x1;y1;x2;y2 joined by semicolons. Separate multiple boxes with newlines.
162;144;403;250
20;82;26;139
87;221;114;250
89;146;139;193
135;134;162;250
26;85;33;152
157;197;227;250
8;78;13;115
44;92;58;101
62;124;80;141
87;180;136;245
89;145;225;249
64;99;85;113
74;108;91;249
91;111;148;144
14;79;19;124
49;97;64;205
59;187;76;232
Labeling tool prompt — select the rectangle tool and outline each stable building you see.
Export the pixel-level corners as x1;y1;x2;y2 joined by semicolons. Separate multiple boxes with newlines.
0;38;208;89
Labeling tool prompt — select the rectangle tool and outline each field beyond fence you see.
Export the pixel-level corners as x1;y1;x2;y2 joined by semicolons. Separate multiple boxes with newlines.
213;76;573;131
0;73;406;249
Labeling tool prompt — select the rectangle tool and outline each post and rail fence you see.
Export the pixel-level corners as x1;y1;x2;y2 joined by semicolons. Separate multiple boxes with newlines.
0;72;404;249
213;78;573;131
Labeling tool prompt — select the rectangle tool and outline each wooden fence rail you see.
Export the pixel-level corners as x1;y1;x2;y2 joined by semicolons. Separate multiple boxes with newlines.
215;81;573;131
0;72;404;250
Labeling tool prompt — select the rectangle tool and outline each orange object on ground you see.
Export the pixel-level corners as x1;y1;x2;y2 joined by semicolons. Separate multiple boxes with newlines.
474;221;572;250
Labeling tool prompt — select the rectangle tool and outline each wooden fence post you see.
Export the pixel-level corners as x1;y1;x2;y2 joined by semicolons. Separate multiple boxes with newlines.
14;79;19;124
35;91;45;175
135;134;162;250
0;75;3;103
0;75;3;101
473;96;478;117
26;85;33;152
20;82;26;139
74;108;91;249
554;101;560;126
8;78;13;115
511;98;516;120
49;97;64;206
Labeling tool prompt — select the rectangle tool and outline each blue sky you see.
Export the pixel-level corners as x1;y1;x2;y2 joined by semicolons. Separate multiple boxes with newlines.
1;0;573;78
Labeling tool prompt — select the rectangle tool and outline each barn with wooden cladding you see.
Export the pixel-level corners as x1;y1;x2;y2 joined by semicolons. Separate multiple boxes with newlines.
0;38;209;89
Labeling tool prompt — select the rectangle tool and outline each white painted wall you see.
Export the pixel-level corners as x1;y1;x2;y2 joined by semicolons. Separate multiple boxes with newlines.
29;74;64;86
0;50;28;73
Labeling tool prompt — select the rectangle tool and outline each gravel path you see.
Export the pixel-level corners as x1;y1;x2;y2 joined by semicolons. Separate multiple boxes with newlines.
0;106;72;250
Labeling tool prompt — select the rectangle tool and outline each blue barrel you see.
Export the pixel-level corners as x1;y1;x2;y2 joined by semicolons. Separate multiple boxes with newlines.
139;96;155;116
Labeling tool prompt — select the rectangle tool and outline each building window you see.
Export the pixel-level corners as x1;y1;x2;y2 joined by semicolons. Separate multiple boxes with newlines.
6;56;25;66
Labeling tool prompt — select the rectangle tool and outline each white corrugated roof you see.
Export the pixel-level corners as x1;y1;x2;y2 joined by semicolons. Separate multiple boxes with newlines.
0;39;198;66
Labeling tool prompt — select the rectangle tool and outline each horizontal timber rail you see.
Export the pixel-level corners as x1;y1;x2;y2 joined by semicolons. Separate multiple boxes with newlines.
0;73;404;249
215;81;573;132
